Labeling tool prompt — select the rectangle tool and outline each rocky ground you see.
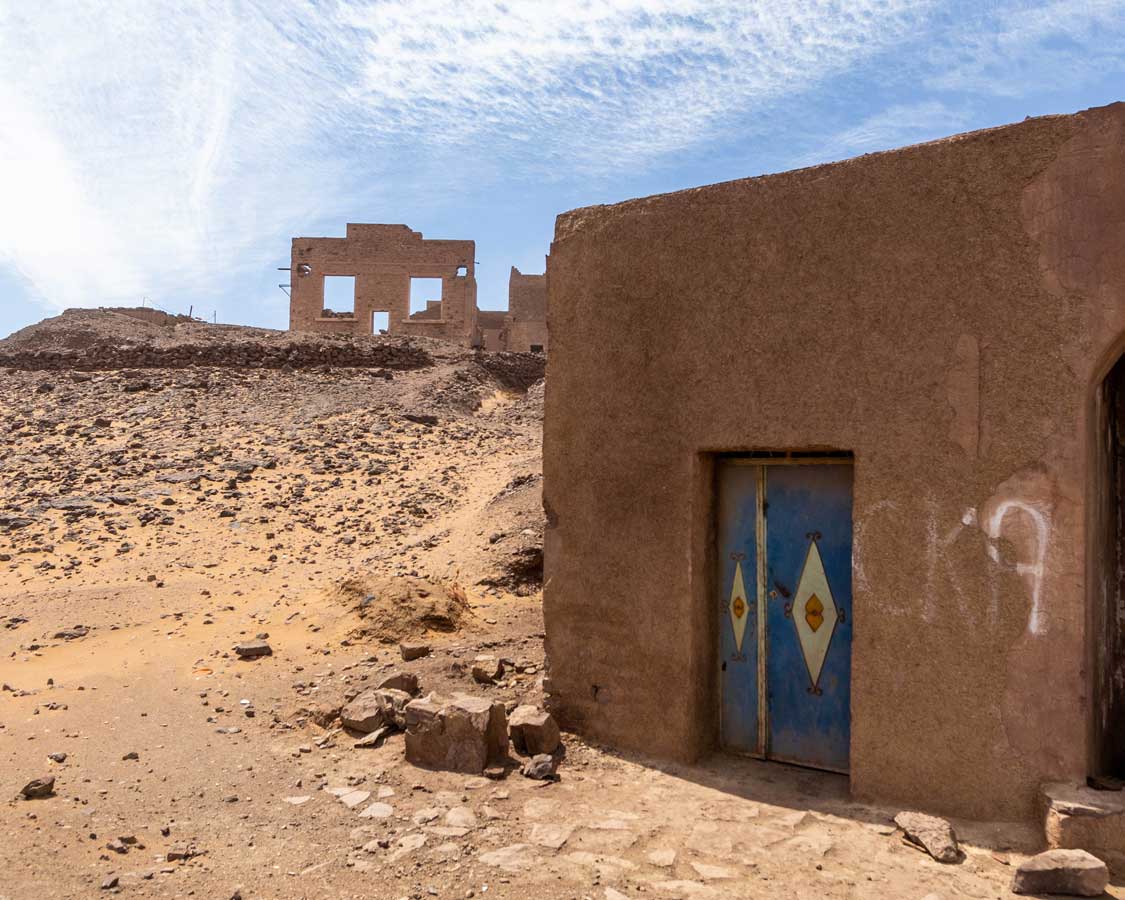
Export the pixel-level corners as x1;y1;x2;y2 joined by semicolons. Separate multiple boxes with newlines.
0;313;1105;899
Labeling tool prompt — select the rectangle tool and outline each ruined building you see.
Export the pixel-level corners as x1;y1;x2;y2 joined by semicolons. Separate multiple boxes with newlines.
543;101;1125;828
501;267;548;353
287;223;545;352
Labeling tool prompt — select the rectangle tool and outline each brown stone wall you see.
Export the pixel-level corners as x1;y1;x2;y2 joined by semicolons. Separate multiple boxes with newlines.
289;224;478;347
502;267;548;352
477;311;506;352
543;102;1125;821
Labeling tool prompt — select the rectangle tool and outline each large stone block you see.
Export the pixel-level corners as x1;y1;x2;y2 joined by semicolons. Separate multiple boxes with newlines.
404;694;508;774
1012;849;1108;896
508;705;560;756
1041;782;1125;856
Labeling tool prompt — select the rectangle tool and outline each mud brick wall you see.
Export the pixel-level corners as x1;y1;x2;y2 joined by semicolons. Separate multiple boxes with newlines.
543;102;1125;822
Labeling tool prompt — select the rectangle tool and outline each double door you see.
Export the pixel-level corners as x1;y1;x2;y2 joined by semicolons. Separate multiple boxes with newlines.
718;459;853;773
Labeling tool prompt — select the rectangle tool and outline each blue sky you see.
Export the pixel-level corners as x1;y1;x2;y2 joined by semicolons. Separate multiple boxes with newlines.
0;0;1123;339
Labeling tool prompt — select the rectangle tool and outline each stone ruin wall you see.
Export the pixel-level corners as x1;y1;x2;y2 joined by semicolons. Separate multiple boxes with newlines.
289;224;478;347
502;267;548;352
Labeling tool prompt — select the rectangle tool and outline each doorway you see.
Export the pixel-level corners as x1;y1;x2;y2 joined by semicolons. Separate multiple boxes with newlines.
717;455;853;773
1094;356;1125;777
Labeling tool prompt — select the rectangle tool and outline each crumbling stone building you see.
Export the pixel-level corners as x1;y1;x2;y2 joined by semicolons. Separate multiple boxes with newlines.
543;102;1125;826
501;267;548;353
288;224;478;346
288;224;547;353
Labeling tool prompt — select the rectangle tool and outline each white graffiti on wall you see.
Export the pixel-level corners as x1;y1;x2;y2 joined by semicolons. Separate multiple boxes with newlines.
986;499;1051;635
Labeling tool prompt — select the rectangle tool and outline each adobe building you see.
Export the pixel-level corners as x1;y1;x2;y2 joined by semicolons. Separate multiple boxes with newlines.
288;224;478;346
543;102;1125;824
287;224;548;352
501;267;549;353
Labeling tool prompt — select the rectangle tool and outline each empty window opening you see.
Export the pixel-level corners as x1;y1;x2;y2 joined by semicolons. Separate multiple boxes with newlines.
372;311;389;335
410;278;443;319
456;265;468;277
323;275;356;316
530;344;544;353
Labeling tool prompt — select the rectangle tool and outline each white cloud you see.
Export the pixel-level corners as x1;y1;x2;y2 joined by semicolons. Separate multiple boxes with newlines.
926;0;1125;96
0;0;1120;317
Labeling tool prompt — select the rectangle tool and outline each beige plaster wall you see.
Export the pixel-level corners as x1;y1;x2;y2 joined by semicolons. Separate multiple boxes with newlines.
543;103;1125;821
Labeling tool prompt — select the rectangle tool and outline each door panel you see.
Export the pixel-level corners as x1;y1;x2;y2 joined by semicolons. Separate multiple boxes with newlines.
717;462;760;755
764;464;853;772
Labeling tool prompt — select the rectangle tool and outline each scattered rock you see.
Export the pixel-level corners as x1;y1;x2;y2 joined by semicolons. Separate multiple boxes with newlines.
521;754;559;781
377;671;421;695
894;811;960;863
101;875;119;890
471;654;504;684
1012;849;1108;896
340;692;387;733
508;705;560;756
400;641;431;661
19;776;55;800
233;639;272;659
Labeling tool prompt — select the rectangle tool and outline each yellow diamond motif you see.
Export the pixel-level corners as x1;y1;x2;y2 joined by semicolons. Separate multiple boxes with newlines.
732;596;746;619
805;593;824;632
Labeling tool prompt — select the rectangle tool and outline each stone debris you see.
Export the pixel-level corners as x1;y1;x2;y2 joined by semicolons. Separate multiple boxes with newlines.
233;639;272;659
353;725;393;749
377;671;421;695
404;693;508;774
399;641;431;661
336;789;371;809
508;705;560;756
358;801;394;819
19;776;55;800
1011;849;1109;896
894;811;960;863
521;753;560;781
471;654;504;684
340;692;387;733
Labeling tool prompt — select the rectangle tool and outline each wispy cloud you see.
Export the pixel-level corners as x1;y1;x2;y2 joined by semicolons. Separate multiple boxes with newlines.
793;100;974;167
0;0;1121;318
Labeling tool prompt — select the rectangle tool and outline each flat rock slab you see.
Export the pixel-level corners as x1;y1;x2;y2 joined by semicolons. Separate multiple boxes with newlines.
478;843;538;873
529;823;574;849
234;640;272;659
337;790;371;809
1012;849;1109;896
358;802;394;819
894;811;961;863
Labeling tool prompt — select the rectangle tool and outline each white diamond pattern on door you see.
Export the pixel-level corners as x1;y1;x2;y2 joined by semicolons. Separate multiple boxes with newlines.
789;537;840;694
728;558;750;653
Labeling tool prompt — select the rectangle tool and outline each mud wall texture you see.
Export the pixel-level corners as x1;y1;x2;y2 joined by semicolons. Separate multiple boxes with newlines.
543;102;1125;822
502;267;548;352
290;224;478;347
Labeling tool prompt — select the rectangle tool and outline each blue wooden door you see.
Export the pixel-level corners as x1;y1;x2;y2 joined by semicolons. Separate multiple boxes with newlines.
718;460;852;772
